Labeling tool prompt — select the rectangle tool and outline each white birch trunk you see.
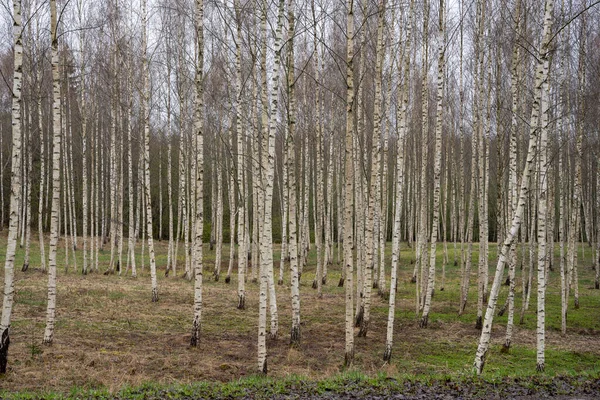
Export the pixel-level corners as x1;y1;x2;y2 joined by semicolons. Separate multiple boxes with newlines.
383;0;413;361
127;73;137;278
420;0;445;328
190;0;205;346
37;85;46;272
567;14;585;311
358;0;385;337
166;49;174;276
22;106;32;271
44;0;61;345
214;153;223;279
0;0;24;372
287;0;300;343
475;0;487;330
473;0;554;374
503;0;522;351
536;69;550;370
141;0;158;302
343;0;355;367
258;0;284;373
79;11;88;275
415;0;429;313
234;0;246;308
310;0;324;296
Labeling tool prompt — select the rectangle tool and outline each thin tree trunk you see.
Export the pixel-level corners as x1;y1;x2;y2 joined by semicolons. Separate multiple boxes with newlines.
258;0;284;373
502;0;522;352
22;106;32;271
166;47;174;276
234;0;246;306
37;83;46;272
536;69;551;370
142;0;158;302
287;0;300;344
343;0;355;367
44;0;61;345
567;12;585;311
475;0;487;330
311;0;324;296
227;134;236;283
358;0;385;338
190;0;205;347
421;0;445;328
0;0;24;372
127;70;137;278
415;0;429;314
79;15;88;274
213;149;223;280
473;0;554;374
383;0;413;362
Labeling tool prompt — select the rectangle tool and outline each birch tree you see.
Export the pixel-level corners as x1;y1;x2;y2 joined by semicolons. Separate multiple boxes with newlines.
287;0;301;344
420;0;446;328
141;0;158;302
0;0;24;373
536;54;551;371
473;0;554;374
257;0;285;373
502;0;522;352
383;0;413;361
79;0;89;275
343;0;355;367
44;0;61;345
358;0;385;338
190;0;205;347
567;10;586;311
234;0;247;308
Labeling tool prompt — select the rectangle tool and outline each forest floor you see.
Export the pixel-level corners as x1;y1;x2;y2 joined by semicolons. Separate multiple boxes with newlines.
0;235;599;398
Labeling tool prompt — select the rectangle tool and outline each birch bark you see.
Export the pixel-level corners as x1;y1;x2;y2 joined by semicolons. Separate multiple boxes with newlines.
44;0;61;345
287;0;301;343
358;0;385;337
383;0;413;361
190;0;205;346
421;0;446;328
473;0;554;374
142;0;158;301
343;0;355;367
0;0;24;372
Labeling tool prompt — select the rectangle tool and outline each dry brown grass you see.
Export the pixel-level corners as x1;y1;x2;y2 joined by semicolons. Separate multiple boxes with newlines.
1;238;599;394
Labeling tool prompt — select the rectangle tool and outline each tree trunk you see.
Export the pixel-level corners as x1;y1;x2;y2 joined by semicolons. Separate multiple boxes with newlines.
287;0;300;344
473;0;554;374
358;0;385;338
258;0;284;373
0;0;24;372
44;0;61;345
383;0;413;361
141;0;158;302
415;0;429;315
567;13;585;311
234;0;246;308
536;68;551;371
343;0;355;367
311;0;324;296
37;84;46;272
420;0;445;328
190;0;205;347
503;0;522;352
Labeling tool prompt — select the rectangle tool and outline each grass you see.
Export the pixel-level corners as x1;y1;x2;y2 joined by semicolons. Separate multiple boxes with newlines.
0;233;599;397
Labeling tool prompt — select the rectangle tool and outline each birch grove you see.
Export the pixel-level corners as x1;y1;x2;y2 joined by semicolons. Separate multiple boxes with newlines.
0;0;599;379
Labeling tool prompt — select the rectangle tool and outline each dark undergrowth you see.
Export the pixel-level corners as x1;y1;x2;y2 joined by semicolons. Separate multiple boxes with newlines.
3;371;600;399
